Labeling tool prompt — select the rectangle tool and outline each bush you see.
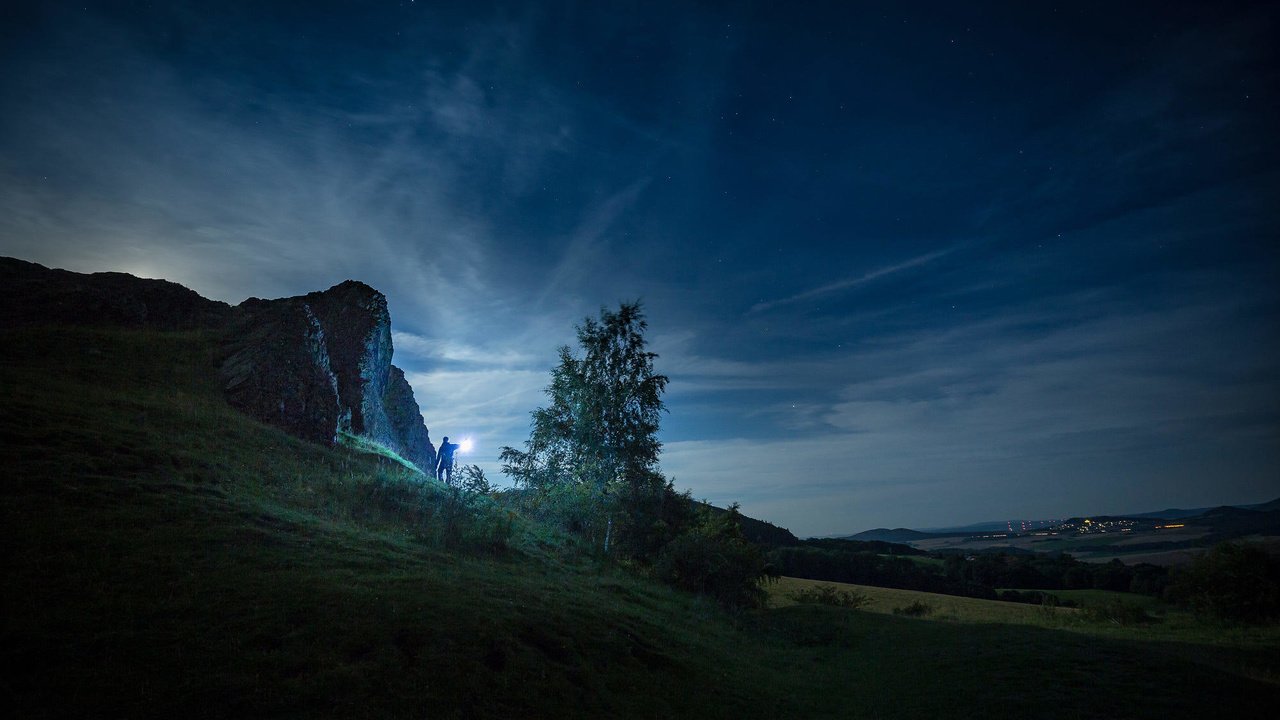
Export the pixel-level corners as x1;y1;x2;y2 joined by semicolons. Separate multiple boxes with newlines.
998;590;1078;608
453;464;494;495
788;584;870;609
654;504;774;608
304;465;517;554
1082;599;1156;626
893;601;935;617
1166;542;1280;624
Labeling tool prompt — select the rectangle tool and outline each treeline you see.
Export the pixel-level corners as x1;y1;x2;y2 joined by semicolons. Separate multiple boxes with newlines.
769;543;989;598
702;502;800;547
802;538;927;556
768;541;1171;601
941;553;1170;595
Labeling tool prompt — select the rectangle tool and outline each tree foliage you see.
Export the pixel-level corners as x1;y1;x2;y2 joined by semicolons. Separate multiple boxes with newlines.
500;302;672;556
500;303;774;606
453;463;493;496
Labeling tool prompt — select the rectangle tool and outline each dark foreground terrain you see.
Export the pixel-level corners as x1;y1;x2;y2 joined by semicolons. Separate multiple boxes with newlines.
3;325;1278;718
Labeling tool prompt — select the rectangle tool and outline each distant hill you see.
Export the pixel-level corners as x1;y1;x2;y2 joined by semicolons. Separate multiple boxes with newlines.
1248;497;1280;513
701;503;800;546
1111;498;1279;520
0;256;231;330
1123;506;1217;520
842;528;942;543
837;497;1280;540
0;256;437;472
737;512;801;547
1192;506;1280;538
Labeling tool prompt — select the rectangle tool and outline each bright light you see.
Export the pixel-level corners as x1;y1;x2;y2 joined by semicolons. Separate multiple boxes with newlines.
458;438;474;453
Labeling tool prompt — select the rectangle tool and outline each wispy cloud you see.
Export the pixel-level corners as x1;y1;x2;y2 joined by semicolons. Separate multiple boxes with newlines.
536;175;653;308
748;247;957;314
392;331;537;368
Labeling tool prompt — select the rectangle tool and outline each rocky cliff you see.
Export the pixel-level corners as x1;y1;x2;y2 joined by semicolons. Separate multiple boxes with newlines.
2;257;436;472
220;281;436;472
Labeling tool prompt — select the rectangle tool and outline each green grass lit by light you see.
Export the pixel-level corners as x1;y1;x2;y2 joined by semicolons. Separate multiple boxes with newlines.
337;429;425;474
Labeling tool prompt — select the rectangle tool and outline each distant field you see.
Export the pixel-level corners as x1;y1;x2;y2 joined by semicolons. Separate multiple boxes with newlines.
771;575;1280;675
772;576;1066;625
909;526;1236;566
1079;548;1208;565
880;553;944;567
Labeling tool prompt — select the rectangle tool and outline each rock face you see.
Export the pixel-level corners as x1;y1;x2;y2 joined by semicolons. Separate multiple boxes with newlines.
384;365;436;472
218;281;437;472
2;256;437;472
219;295;343;447
0;257;232;330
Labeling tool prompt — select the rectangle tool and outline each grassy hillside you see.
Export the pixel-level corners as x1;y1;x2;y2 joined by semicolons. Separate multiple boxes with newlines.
3;326;1278;718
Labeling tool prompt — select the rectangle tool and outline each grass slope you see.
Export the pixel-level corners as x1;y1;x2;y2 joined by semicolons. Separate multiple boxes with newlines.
3;326;1278;718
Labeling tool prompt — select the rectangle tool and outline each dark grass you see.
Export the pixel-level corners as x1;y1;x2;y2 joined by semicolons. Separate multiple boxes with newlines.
3;326;1278;718
755;604;1276;718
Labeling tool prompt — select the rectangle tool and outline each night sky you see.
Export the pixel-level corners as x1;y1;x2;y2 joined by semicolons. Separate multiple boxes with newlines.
3;1;1277;536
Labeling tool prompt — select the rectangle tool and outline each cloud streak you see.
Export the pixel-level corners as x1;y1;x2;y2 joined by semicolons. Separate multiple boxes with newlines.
748;247;957;314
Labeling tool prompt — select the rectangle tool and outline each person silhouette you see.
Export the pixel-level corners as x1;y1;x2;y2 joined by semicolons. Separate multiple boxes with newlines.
436;436;460;484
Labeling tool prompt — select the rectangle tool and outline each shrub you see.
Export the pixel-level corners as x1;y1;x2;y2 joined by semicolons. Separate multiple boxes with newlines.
893;601;935;617
1082;599;1156;626
454;464;494;496
788;584;870;609
517;481;607;545
654;504;773;608
1165;542;1280;624
998;590;1078;608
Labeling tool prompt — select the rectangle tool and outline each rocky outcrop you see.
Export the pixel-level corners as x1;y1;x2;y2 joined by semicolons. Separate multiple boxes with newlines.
384;365;436;473
0;257;232;330
219;296;342;447
218;281;436;472
2;256;437;472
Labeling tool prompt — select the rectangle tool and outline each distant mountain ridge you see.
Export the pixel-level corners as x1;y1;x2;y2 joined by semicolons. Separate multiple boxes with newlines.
841;498;1280;542
2;257;437;473
842;528;944;543
1121;498;1280;519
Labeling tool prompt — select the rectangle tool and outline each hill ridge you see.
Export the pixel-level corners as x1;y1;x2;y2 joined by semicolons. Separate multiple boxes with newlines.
1;256;437;472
